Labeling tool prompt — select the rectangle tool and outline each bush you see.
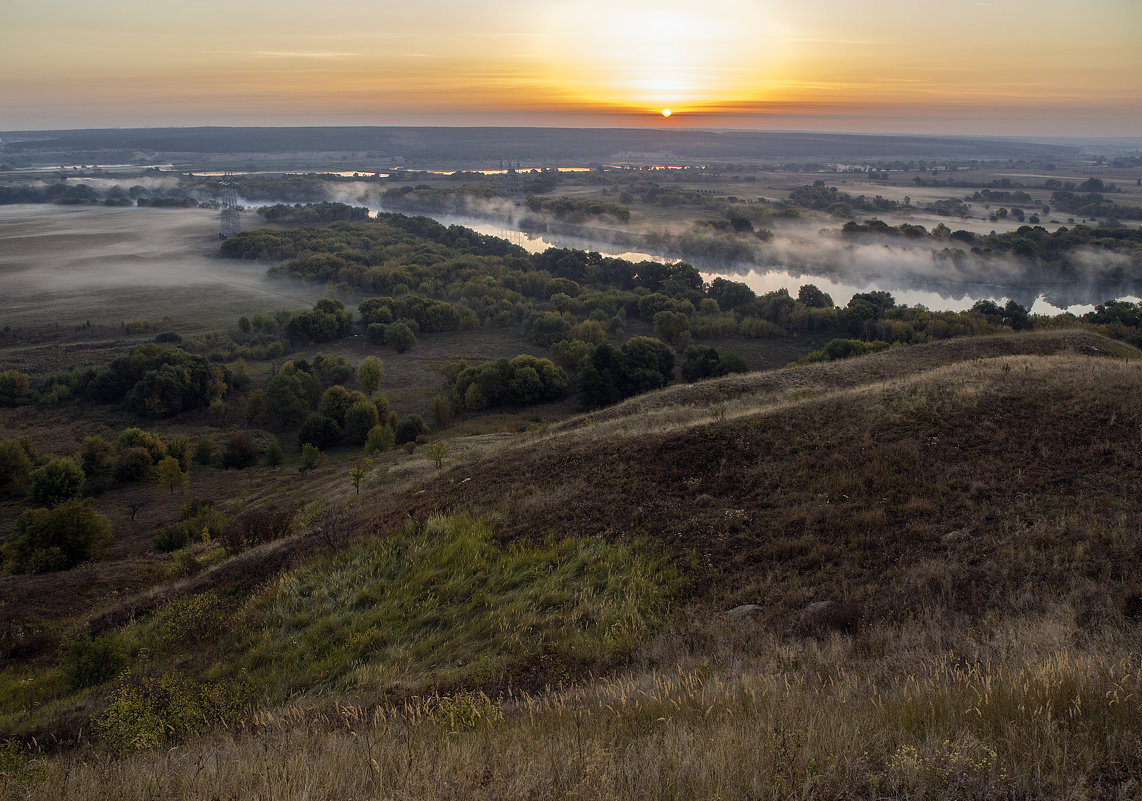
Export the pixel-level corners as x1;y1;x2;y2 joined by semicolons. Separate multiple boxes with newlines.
192;437;215;466
153;522;193;553
395;414;427;445
28;458;86;506
9;500;113;573
116;428;166;463
300;443;327;471
357;355;385;393
113;447;154;482
221;431;261;469
298;413;342;450
61;634;128;690
364;424;395;454
0;436;37;492
219;508;293;556
95;673;248;755
344;400;380;445
0;370;31;406
385;322;417;353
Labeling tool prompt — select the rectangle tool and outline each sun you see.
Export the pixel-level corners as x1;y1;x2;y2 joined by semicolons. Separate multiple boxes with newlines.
661;109;671;117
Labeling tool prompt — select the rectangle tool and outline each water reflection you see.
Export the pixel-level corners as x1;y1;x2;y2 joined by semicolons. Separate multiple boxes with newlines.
369;205;1137;315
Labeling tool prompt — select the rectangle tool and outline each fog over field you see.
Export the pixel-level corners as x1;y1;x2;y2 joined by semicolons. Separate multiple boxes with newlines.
0;205;328;329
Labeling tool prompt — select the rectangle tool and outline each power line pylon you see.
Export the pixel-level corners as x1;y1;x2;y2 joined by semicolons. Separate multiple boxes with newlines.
219;172;240;238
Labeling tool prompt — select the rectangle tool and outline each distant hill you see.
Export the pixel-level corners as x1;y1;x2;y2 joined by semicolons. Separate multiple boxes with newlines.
0;126;1080;166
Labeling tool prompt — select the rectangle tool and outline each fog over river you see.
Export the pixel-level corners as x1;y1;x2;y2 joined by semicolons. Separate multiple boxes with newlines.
1;204;1136;330
368;205;1140;316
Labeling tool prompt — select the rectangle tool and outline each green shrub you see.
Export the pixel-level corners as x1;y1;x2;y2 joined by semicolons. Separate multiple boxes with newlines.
298;413;341;450
153;523;193;553
192;437;215;466
364;424;395;454
0;437;37;492
95;673;248;755
394;414;427;445
113;446;155;482
28;457;84;505
221;430;261;469
300;443;326;471
9;500;113;574
61;634;128;690
428;692;504;732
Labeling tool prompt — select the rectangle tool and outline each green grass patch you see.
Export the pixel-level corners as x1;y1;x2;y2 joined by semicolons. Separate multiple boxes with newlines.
236;515;682;699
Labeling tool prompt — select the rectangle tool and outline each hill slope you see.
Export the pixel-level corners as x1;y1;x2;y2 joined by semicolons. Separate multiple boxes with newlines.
5;329;1142;800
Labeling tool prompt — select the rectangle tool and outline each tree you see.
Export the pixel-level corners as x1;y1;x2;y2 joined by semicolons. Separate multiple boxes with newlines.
300;443;327;471
0;436;37;493
424;441;447;469
0;371;31;406
113;447;156;482
395;415;427;445
165;435;192;472
298;413;342;450
681;345;722;381
357;356;385;394
221;431;261;469
344;400;380;445
263;439;284;469
349;458;372;494
798;284;834;309
9;500;113;574
29;458;86;507
430;394;451;430
263;363;322;428
385;322;417;353
364;424;395;454
318;385;353;428
157;456;187;494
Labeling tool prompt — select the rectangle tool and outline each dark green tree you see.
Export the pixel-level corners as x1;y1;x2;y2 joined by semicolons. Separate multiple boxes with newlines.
29;458;86;507
9;500;113;573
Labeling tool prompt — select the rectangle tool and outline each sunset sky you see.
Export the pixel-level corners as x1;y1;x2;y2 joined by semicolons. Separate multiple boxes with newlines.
2;0;1140;135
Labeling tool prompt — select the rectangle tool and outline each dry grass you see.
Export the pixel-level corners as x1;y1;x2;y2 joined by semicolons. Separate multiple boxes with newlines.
8;611;1140;800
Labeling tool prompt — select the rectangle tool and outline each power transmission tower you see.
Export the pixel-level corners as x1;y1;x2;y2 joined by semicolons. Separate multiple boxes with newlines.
219;172;240;238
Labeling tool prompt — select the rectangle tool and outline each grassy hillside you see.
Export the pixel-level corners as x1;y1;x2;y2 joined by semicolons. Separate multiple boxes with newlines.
4;330;1142;799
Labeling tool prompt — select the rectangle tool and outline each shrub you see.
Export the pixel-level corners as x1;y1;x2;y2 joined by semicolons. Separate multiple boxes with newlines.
219;508;293;556
153;522;193;553
364;424;395;454
116;427;166;463
28;458;85;507
95;673;248;755
395;414;427;445
344;400;380;445
113;447;154;482
357;355;385;393
0;436;38;492
298;414;342;450
61;634;128;690
263;439;284;469
300;443;327;471
9;500;113;573
385;322;417;353
221;431;261;469
0;370;31;406
192;437;215;466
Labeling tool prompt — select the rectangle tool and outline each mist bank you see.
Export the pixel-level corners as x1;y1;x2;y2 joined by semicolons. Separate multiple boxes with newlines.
368;195;1142;313
0;205;330;330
